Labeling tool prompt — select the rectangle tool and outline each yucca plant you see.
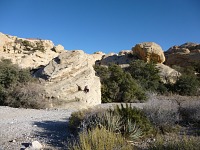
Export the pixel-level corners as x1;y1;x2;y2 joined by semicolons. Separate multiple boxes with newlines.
113;104;154;137
123;119;143;140
99;111;123;132
81;111;123;133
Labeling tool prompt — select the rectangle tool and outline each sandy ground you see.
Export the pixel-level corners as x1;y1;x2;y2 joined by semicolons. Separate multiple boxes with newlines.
0;106;76;150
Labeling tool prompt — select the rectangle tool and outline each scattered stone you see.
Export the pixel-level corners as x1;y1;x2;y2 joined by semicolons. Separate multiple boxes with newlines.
26;141;43;150
9;139;16;143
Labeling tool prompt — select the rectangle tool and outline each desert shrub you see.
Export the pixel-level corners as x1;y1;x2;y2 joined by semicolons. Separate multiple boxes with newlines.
149;135;200;150
143;98;179;134
22;40;32;47
5;83;47;109
67;127;133;150
0;59;33;87
0;85;8;105
126;60;161;92
68;109;95;134
35;40;45;52
0;59;47;109
94;64;147;103
113;104;154;137
69;106;145;141
180;100;200;124
173;74;199;96
172;65;196;76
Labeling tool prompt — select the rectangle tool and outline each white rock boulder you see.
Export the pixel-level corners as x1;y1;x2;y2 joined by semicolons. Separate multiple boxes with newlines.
34;50;101;109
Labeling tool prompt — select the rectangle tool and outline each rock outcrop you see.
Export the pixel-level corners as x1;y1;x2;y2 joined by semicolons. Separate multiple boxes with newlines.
165;42;200;67
34;50;101;109
0;32;63;68
96;51;136;68
156;64;181;84
132;42;165;63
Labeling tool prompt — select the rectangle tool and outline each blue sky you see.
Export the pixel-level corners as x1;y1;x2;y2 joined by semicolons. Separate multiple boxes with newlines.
0;0;199;54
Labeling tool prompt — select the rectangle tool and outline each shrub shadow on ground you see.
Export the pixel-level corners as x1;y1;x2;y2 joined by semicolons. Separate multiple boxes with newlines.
33;119;70;149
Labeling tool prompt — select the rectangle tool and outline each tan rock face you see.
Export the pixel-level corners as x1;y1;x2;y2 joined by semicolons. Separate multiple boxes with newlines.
156;64;181;84
163;42;200;83
0;32;61;69
132;42;165;63
165;42;200;67
52;44;65;53
34;50;101;108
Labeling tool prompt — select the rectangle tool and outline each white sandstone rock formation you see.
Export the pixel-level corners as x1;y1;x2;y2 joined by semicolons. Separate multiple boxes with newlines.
0;32;63;68
34;50;101;109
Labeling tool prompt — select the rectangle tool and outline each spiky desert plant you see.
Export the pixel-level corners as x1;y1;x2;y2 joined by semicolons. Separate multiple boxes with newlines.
123;119;143;140
99;111;123;132
113;103;154;137
81;111;123;133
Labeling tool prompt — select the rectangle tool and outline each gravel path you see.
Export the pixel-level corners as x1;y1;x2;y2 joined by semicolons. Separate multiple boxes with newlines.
0;106;76;150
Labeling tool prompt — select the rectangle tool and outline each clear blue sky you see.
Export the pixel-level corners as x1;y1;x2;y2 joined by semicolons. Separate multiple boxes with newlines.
0;0;199;54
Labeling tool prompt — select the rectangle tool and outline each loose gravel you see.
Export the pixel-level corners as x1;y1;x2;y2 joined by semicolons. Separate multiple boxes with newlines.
0;106;76;150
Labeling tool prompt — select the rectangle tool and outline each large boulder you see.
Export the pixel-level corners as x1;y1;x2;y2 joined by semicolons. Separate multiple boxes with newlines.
132;42;165;63
165;42;200;67
0;32;61;69
34;50;101;109
156;64;181;84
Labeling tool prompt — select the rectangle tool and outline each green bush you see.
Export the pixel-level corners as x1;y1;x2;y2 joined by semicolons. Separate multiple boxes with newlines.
0;59;33;88
67;127;133;150
94;64;147;103
126;60;161;92
0;59;47;109
173;74;199;96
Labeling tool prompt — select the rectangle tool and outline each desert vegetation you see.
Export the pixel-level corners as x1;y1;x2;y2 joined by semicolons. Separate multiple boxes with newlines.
68;95;200;149
95;60;200;103
0;59;47;109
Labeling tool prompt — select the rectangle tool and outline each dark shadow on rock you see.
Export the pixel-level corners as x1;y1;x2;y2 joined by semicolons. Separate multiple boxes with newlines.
96;54;138;66
33;119;70;149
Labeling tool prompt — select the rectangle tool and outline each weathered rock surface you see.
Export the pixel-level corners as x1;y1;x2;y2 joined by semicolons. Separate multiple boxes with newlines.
156;64;181;84
165;42;200;67
132;42;165;63
96;51;136;68
0;32;62;68
34;50;101;108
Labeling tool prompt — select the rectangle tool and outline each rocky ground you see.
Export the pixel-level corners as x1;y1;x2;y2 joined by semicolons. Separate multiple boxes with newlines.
0;106;77;150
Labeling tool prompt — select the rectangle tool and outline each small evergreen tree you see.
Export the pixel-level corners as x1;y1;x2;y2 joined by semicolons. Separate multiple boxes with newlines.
127;60;161;92
94;64;147;103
